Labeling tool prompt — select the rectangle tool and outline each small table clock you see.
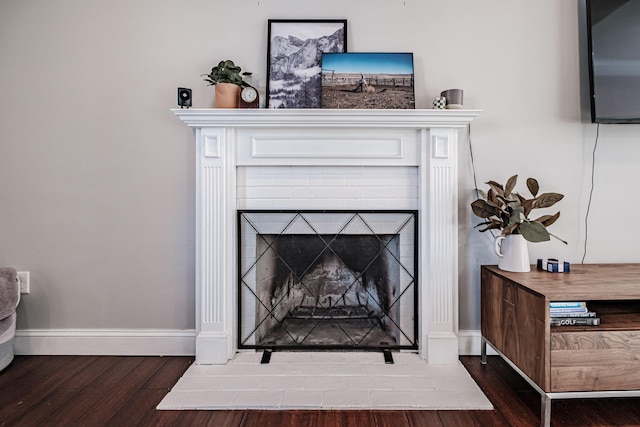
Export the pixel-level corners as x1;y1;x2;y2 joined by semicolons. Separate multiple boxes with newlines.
239;85;259;108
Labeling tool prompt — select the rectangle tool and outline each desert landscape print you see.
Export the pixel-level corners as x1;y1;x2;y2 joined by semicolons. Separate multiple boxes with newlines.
321;52;415;109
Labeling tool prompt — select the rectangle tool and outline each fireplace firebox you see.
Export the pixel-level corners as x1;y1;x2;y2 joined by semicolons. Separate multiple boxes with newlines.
238;211;417;351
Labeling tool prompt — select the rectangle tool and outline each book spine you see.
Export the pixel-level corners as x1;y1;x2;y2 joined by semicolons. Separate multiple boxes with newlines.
550;311;597;318
550;317;601;326
549;307;589;313
550;302;586;308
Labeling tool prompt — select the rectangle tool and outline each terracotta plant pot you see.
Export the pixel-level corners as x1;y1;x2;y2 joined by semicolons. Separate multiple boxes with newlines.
215;83;240;108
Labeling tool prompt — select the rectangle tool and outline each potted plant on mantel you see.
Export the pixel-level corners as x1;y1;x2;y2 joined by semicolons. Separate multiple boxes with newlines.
471;175;565;272
202;59;250;108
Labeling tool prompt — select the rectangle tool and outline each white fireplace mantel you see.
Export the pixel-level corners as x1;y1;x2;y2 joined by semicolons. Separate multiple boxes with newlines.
172;108;481;365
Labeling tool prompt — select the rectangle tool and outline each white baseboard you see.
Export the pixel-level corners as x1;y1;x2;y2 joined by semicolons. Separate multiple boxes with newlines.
13;328;491;358
457;329;497;356
14;329;196;356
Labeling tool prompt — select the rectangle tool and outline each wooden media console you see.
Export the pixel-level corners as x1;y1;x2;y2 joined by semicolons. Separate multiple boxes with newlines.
481;264;640;427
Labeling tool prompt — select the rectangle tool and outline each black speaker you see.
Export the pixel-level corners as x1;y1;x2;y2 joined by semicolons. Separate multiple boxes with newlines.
177;87;192;108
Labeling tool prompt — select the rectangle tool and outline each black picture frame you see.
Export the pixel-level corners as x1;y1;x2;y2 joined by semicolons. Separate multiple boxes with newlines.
267;19;347;109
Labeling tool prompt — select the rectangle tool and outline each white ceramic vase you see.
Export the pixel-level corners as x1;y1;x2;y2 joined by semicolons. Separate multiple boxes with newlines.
494;234;531;272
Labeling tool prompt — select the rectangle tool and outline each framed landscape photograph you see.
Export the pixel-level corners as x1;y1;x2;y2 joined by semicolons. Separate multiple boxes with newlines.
267;19;347;109
321;52;415;109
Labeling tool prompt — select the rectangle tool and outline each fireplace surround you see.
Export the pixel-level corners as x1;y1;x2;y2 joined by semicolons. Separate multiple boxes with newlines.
172;108;480;365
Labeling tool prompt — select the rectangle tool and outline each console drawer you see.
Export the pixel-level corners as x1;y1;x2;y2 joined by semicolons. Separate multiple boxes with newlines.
551;330;640;392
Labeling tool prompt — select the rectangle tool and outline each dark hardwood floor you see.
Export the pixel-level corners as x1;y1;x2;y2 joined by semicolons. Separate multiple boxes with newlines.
1;354;639;426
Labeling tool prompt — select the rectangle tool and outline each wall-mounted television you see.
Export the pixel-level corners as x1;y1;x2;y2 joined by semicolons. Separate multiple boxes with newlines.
587;0;640;123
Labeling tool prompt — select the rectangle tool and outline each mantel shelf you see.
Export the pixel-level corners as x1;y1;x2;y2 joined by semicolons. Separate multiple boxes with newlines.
171;108;481;128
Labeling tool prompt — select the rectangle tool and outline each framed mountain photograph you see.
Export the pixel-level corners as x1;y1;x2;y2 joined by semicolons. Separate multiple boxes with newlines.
321;52;415;109
267;19;347;109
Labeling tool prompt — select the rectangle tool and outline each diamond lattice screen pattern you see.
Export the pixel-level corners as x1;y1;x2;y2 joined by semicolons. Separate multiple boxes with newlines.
238;211;418;350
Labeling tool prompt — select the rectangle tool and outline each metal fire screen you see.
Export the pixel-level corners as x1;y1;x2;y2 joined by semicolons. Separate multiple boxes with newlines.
238;211;418;351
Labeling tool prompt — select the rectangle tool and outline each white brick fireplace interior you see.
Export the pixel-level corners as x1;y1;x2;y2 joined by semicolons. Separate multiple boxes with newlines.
172;109;480;366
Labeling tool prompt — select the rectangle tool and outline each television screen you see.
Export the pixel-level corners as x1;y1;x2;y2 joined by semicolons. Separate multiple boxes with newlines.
587;0;640;123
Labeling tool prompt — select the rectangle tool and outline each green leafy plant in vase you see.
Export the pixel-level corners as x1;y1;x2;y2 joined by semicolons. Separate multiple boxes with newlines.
471;175;565;272
202;60;250;108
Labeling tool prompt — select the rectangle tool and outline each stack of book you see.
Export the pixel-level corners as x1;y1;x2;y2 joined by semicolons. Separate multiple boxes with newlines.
550;301;600;326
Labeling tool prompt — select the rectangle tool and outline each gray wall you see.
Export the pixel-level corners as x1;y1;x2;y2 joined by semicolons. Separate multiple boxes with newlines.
1;0;638;337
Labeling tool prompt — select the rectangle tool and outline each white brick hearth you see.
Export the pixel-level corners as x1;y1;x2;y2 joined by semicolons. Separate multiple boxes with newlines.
158;351;493;410
172;108;480;365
